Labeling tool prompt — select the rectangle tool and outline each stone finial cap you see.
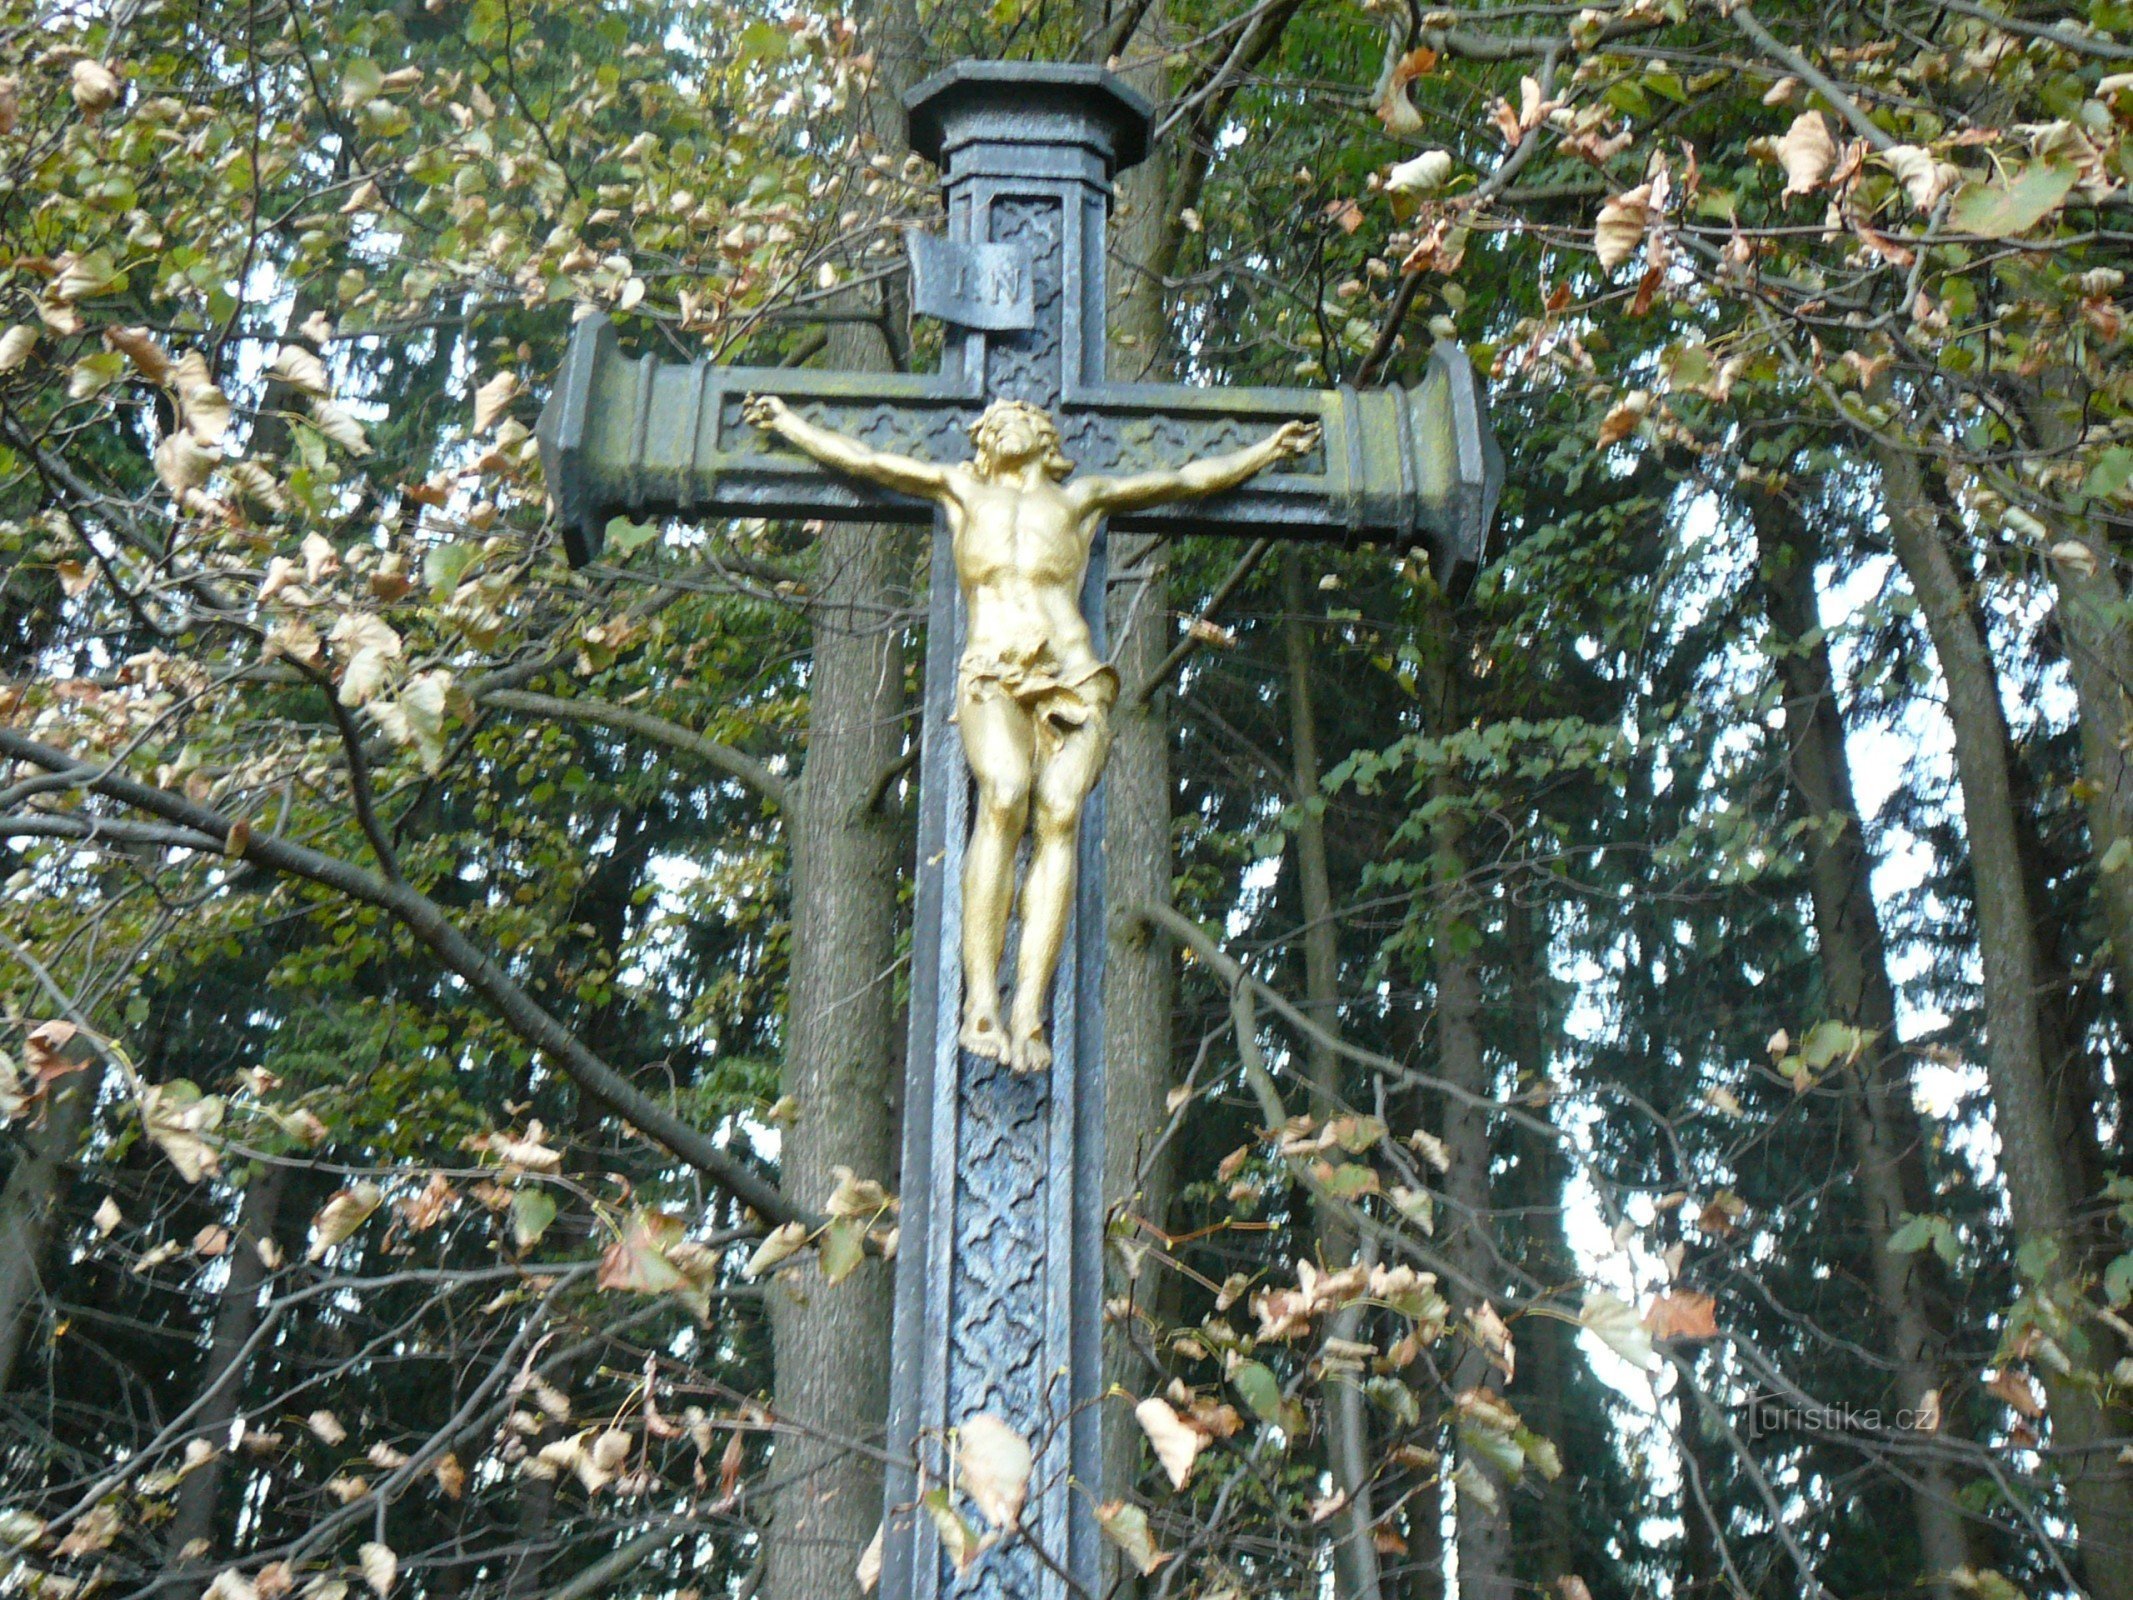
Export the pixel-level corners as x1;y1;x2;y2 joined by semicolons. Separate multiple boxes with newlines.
903;60;1154;175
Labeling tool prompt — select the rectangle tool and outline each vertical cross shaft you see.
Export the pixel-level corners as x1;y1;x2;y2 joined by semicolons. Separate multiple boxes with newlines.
881;64;1153;1600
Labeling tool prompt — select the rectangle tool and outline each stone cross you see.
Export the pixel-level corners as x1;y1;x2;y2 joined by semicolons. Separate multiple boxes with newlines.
537;60;1500;1600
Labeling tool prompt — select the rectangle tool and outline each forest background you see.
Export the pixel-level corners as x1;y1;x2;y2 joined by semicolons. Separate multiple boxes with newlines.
2;0;2131;1598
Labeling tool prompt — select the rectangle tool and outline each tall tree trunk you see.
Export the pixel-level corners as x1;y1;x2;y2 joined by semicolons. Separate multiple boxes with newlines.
1415;585;1512;1600
2016;381;2133;1038
1100;31;1182;1562
764;18;920;1600
162;1163;293;1590
0;1048;104;1395
1752;492;1972;1596
1876;435;2133;1598
1501;905;1576;1595
1280;552;1383;1600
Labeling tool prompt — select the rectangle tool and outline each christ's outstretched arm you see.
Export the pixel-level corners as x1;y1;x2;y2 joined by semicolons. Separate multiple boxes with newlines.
1073;419;1320;516
743;394;956;500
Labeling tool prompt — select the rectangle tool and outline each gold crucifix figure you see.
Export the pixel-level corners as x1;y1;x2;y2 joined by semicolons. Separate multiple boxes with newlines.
745;394;1318;1072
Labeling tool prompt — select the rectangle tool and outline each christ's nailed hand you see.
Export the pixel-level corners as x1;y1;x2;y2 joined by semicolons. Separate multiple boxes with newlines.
1272;419;1321;459
742;393;788;430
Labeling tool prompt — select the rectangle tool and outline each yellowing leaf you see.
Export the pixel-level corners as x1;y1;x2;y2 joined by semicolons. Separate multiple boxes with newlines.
53;251;123;302
1776;112;1835;198
599;1209;688;1292
1882;145;1959;211
155;430;217;496
742;1220;810;1278
1134;1397;1201;1491
309;398;371;456
68;60;122;117
825;1166;895;1219
956;1413;1032;1529
103;326;171;384
0;325;37;372
328;613;402;707
269;345;332;398
1095;1501;1169;1575
357;1542;396;1598
307;1182;383;1260
473;370;520;433
1578;1291;1656;1370
1386;150;1454;197
1593;185;1652;272
921;1487;984;1574
140;1080;224;1182
856;1523;884;1595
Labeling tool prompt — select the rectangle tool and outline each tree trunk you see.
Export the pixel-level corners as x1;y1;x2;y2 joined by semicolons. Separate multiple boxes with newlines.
1501;906;1576;1595
0;1048;104;1395
1280;552;1383;1600
1414;584;1512;1600
763;18;919;1600
1752;491;1973;1594
1099;31;1182;1560
2016;381;2133;1037
1876;435;2133;1597
163;1163;293;1589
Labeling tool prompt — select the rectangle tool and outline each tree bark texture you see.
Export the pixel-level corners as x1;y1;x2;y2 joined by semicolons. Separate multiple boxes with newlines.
1099;30;1181;1560
2017;381;2133;1038
1877;437;2133;1598
763;15;919;1600
0;1050;104;1395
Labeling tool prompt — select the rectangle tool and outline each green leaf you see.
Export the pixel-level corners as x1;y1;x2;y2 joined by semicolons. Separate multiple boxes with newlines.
1887;1213;1940;1254
1319;1162;1381;1200
338;58;386;111
1231;1360;1283;1424
2104;1252;2133;1309
818;1217;866;1284
510;1188;556;1250
2101;837;2132;876
425;541;477;599
2084;446;2133;504
1800;1019;1866;1070
604;517;658;555
1947;160;2077;238
1458;1416;1527;1482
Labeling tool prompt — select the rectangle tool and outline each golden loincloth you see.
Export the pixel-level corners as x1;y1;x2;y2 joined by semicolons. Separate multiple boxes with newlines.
956;648;1119;747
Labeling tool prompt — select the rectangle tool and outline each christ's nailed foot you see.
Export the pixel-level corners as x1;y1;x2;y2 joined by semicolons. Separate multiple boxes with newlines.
1008;1019;1052;1076
960;1006;1008;1062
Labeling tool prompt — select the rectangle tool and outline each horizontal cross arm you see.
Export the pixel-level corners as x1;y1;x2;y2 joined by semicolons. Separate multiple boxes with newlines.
539;317;1503;574
537;316;977;565
1071;345;1502;571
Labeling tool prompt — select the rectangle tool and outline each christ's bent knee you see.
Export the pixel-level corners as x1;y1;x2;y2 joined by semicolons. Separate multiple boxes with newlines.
978;775;1031;825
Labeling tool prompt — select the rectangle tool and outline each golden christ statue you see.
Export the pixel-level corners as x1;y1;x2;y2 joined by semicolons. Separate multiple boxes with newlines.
745;394;1319;1072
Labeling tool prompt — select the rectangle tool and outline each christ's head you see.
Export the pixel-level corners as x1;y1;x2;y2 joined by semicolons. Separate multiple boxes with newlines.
968;399;1072;482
